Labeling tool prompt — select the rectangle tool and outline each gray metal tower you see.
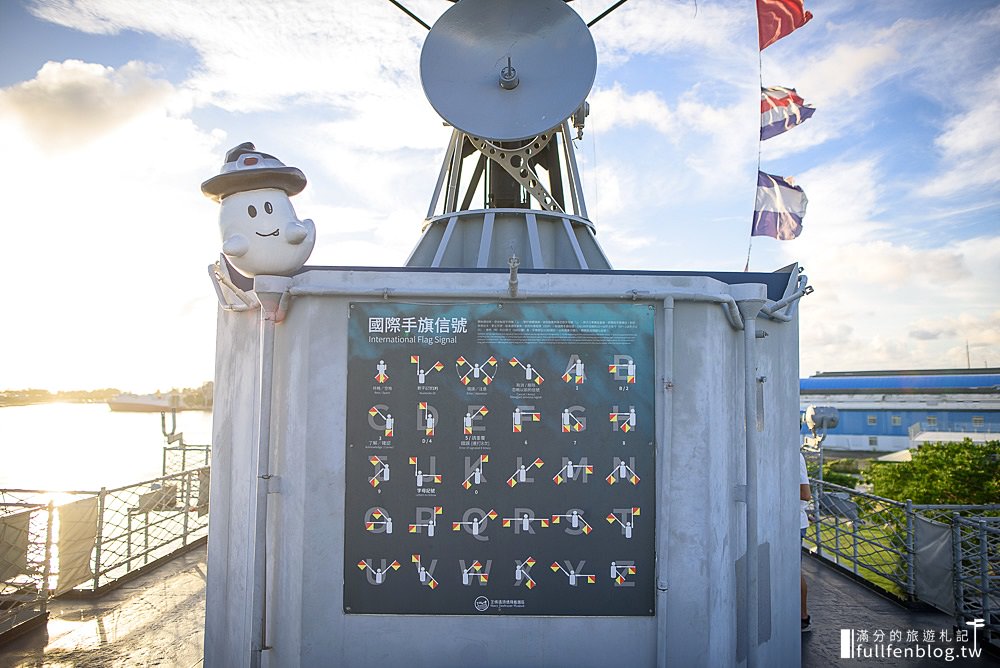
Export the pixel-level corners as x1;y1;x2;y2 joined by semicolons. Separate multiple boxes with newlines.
405;0;612;270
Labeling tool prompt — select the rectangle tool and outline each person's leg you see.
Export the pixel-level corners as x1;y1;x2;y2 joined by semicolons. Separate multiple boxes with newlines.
800;526;811;630
801;572;808;618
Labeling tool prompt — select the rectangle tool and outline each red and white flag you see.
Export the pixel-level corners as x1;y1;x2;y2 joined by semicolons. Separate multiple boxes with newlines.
757;0;813;50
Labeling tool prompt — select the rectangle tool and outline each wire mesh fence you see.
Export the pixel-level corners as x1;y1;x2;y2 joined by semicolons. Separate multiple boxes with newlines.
162;445;211;478
0;466;210;640
802;474;1000;650
953;516;1000;651
90;466;210;590
1;494;53;638
802;479;910;596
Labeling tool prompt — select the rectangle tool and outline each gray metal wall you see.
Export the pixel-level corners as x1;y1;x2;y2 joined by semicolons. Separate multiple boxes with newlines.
205;268;802;667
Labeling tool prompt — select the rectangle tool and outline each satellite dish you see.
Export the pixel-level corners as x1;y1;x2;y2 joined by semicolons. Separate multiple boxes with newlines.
420;0;597;142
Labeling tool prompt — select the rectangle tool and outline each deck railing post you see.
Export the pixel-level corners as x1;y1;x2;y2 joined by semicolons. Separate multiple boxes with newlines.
42;500;55;608
951;513;964;629
182;471;191;546
852;518;859;576
904;499;915;599
92;487;107;590
979;519;990;641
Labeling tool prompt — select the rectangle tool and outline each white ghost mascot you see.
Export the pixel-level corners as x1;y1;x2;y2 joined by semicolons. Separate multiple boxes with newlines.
202;142;316;277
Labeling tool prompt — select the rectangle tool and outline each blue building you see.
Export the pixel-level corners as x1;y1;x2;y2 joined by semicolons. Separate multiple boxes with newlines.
800;369;1000;453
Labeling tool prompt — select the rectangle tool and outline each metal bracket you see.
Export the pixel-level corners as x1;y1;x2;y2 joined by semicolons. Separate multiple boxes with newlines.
507;254;520;298
467;132;563;213
208;255;259;312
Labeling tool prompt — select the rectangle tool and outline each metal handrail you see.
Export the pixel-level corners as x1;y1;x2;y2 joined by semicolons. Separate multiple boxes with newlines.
803;478;1000;650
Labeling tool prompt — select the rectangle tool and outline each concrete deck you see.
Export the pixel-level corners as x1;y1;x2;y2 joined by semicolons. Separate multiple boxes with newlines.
0;547;206;668
0;546;996;666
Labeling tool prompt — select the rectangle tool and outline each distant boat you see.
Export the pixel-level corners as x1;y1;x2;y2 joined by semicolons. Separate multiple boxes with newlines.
107;393;179;412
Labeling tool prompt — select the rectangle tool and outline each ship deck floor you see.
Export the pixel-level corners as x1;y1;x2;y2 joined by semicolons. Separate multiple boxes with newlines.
0;546;996;666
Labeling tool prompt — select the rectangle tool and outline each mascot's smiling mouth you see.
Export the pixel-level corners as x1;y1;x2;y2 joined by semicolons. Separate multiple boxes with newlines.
256;229;280;237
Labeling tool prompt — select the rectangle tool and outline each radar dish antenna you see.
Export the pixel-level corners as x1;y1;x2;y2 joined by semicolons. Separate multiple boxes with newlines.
420;0;597;142
406;0;611;271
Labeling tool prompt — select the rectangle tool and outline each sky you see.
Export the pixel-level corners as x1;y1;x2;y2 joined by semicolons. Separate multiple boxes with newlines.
0;0;998;393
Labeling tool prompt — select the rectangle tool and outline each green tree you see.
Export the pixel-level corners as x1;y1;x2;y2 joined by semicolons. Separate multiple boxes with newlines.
865;440;1000;504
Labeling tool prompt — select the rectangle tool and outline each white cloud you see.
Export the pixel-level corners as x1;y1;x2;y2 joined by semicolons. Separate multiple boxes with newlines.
29;0;434;111
589;83;676;136
0;58;222;390
0;59;175;149
590;0;751;71
918;67;1000;197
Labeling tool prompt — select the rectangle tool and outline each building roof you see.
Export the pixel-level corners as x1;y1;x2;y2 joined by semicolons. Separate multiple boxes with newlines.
802;369;1000;394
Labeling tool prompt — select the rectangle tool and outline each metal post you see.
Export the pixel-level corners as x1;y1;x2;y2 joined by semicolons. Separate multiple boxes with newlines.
736;296;765;668
952;513;964;630
92;487;106;591
655;298;673;667
444;131;464;213
834;515;841;560
248;278;291;667
42;500;55;607
813;480;822;560
979;519;990;640
428;129;460;218
852;519;859;576
904;500;915;599
126;512;133;571
560;120;588;219
182;471;191;547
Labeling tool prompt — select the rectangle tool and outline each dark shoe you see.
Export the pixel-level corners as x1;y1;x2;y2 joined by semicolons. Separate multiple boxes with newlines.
801;615;812;632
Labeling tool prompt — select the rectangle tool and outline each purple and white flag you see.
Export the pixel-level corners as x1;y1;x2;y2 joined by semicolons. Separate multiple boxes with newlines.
752;171;807;240
761;86;815;140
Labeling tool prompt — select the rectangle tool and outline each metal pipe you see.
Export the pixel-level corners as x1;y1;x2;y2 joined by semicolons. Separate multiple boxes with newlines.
248;282;287;666
951;513;963;631
92;487;106;591
444;132;465;213
655;297;675;667
427;129;460;219
760;284;811;322
978;519;989;629
738;297;766;668
905;499;915;599
42;500;54;604
560;120;588;219
288;283;747;331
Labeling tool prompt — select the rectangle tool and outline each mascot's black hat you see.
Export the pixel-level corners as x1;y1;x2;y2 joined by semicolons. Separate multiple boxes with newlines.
201;142;307;202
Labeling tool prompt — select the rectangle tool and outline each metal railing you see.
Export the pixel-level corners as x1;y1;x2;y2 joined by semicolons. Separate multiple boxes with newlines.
953;515;1000;650
908;421;1000;438
160;410;211;476
802;477;1000;650
803;479;910;595
87;466;210;591
1;466;210;640
0;495;53;638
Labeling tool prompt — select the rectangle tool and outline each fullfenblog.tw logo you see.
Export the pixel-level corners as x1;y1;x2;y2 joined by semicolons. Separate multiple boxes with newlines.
840;619;984;661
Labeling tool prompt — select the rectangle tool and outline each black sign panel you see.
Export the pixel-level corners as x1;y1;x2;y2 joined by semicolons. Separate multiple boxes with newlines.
344;302;656;616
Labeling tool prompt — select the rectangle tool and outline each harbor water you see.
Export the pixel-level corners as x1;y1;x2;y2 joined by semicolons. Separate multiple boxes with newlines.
0;403;213;491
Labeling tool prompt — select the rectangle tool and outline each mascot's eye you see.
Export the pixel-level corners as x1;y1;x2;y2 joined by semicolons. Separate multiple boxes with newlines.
248;205;257;218
264;202;273;214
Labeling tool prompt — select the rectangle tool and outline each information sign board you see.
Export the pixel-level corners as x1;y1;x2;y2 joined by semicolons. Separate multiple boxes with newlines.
344;302;656;615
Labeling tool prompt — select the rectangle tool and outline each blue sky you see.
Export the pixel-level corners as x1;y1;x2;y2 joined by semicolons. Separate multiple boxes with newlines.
0;0;998;391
